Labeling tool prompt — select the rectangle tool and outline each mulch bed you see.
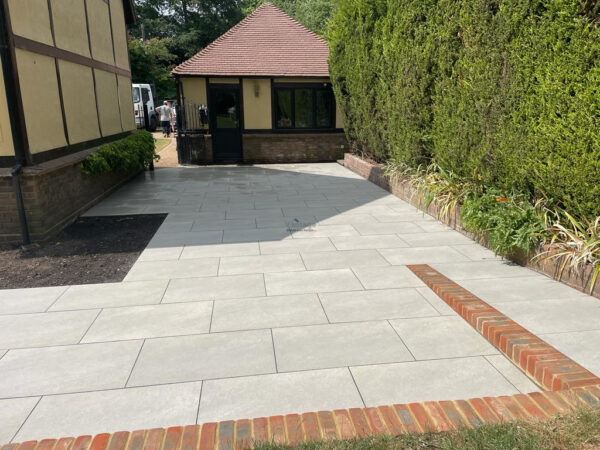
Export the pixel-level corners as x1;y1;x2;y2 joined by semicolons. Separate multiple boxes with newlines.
0;215;165;289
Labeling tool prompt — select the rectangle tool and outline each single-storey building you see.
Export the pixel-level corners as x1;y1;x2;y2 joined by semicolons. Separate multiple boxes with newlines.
0;0;137;243
172;2;347;164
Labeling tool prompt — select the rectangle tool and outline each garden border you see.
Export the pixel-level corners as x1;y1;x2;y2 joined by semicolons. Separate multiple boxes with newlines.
341;153;600;299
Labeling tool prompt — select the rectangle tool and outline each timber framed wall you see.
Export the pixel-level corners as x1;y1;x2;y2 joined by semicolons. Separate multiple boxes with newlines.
0;0;136;167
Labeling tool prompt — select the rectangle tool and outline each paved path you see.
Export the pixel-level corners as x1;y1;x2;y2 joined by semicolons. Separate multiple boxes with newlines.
1;163;599;443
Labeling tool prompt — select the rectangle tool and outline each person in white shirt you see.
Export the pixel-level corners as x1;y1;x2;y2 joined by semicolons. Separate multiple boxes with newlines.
155;101;173;137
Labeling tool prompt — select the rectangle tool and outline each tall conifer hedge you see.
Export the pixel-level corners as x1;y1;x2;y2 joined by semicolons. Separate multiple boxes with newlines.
329;0;600;219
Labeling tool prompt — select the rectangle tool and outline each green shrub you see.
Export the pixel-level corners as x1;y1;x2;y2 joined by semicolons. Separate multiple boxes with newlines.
81;131;157;175
329;0;600;221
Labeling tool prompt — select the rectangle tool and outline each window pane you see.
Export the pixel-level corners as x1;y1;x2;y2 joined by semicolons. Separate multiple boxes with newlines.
132;87;140;103
214;89;239;129
295;89;314;128
316;89;333;127
276;90;293;128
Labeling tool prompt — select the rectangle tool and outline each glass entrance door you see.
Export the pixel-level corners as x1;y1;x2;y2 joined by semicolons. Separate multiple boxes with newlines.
209;86;242;162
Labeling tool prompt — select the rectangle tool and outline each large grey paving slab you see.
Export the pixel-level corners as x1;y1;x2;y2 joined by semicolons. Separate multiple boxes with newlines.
148;231;223;247
452;244;500;261
317;214;379;225
495;297;600;334
416;287;457;315
0;310;99;349
484;355;541;393
351;357;519;406
124;258;219;281
330;235;408;250
128;330;275;386
14;382;202;443
0;340;142;397
259;238;336;254
0;286;67;315
197;368;363;423
191;219;257;231
319;288;439;322
137;246;184;262
265;269;363;295
290;225;359;239
273;321;413;372
219;253;305;275
390;316;498;360
256;216;316;229
378;246;470;265
211;294;327;332
352;266;425;289
353;222;425;236
0;397;40;444
301;250;389;270
540;330;600;377
400;231;474;247
81;302;213;342
222;227;291;243
432;260;539;281
226;209;283;219
459;276;590;303
163;274;266;302
180;242;260;259
50;280;168;311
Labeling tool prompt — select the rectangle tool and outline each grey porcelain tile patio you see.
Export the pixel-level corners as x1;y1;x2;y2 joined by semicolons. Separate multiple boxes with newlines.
390;316;498;360
127;330;275;386
351;357;519;406
329;235;408;250
0;340;142;397
0;310;99;349
81;302;213;342
273;321;414;372
431;260;539;280
197;369;364;424
0;286;67;315
137;246;184;261
222;227;291;243
14;382;202;443
352;222;425;235
163;274;266;302
50;280;168;311
124;258;220;281
301;249;390;270
400;231;475;247
218;253;305;275
0;397;40;444
378;246;471;265
211;294;327;332
259;237;336;254
319;288;440;322
180;242;260;259
265;269;364;295
352;266;425;289
290;224;359;239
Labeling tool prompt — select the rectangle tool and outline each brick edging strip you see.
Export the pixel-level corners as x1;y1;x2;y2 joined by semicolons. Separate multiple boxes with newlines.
407;264;600;391
3;386;600;450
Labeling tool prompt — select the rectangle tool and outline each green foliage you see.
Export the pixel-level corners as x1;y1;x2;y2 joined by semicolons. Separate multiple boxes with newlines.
329;0;600;221
242;0;334;35
81;131;157;176
128;38;177;100
461;189;546;256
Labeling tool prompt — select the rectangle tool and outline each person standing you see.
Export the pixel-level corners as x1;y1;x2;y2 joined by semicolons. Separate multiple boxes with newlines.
168;101;177;135
156;101;172;138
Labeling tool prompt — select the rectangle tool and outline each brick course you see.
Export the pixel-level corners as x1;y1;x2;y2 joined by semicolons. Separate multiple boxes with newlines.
242;133;347;164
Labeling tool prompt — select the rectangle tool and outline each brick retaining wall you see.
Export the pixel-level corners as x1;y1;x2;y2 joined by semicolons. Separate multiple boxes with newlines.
242;133;347;163
342;153;600;299
0;150;137;243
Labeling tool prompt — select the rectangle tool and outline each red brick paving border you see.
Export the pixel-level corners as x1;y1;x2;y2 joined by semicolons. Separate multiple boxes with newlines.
3;386;600;449
5;265;600;449
407;264;600;391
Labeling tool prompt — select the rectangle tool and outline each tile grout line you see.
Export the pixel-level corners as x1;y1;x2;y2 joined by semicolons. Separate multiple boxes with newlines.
270;329;279;373
483;355;529;394
315;293;331;324
385;319;417;362
10;395;42;443
195;381;204;425
124;339;146;388
346;367;367;408
208;301;215;333
78;309;103;344
44;287;70;313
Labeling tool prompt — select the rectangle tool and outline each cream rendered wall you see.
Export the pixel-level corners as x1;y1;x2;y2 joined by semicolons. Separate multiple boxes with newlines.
182;78;208;105
7;0;53;45
243;78;271;130
110;0;130;70
94;69;122;136
117;75;136;131
209;78;239;84
15;49;67;153
87;0;115;65
0;67;14;157
51;0;90;57
58;60;100;144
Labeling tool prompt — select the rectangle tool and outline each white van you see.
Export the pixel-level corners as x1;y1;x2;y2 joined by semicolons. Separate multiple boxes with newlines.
132;83;157;131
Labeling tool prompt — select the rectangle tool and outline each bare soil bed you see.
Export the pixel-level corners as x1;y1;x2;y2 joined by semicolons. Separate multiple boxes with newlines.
0;215;165;289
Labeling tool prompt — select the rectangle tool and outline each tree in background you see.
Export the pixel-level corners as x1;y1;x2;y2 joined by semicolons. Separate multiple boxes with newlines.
128;0;334;100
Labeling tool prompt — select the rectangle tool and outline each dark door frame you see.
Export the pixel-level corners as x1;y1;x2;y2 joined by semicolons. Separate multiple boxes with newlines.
208;83;243;163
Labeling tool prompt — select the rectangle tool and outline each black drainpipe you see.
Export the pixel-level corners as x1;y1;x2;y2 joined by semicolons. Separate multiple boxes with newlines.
0;1;31;245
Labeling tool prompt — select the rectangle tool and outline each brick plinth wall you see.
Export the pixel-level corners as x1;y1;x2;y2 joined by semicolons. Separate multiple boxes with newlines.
0;150;138;243
242;133;347;163
342;153;600;299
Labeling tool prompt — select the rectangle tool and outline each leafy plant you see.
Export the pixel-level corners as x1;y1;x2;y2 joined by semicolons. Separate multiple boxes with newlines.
460;189;546;257
537;210;600;294
81;131;158;176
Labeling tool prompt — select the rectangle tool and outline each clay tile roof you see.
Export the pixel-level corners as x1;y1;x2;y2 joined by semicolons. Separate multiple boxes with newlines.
172;2;330;77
